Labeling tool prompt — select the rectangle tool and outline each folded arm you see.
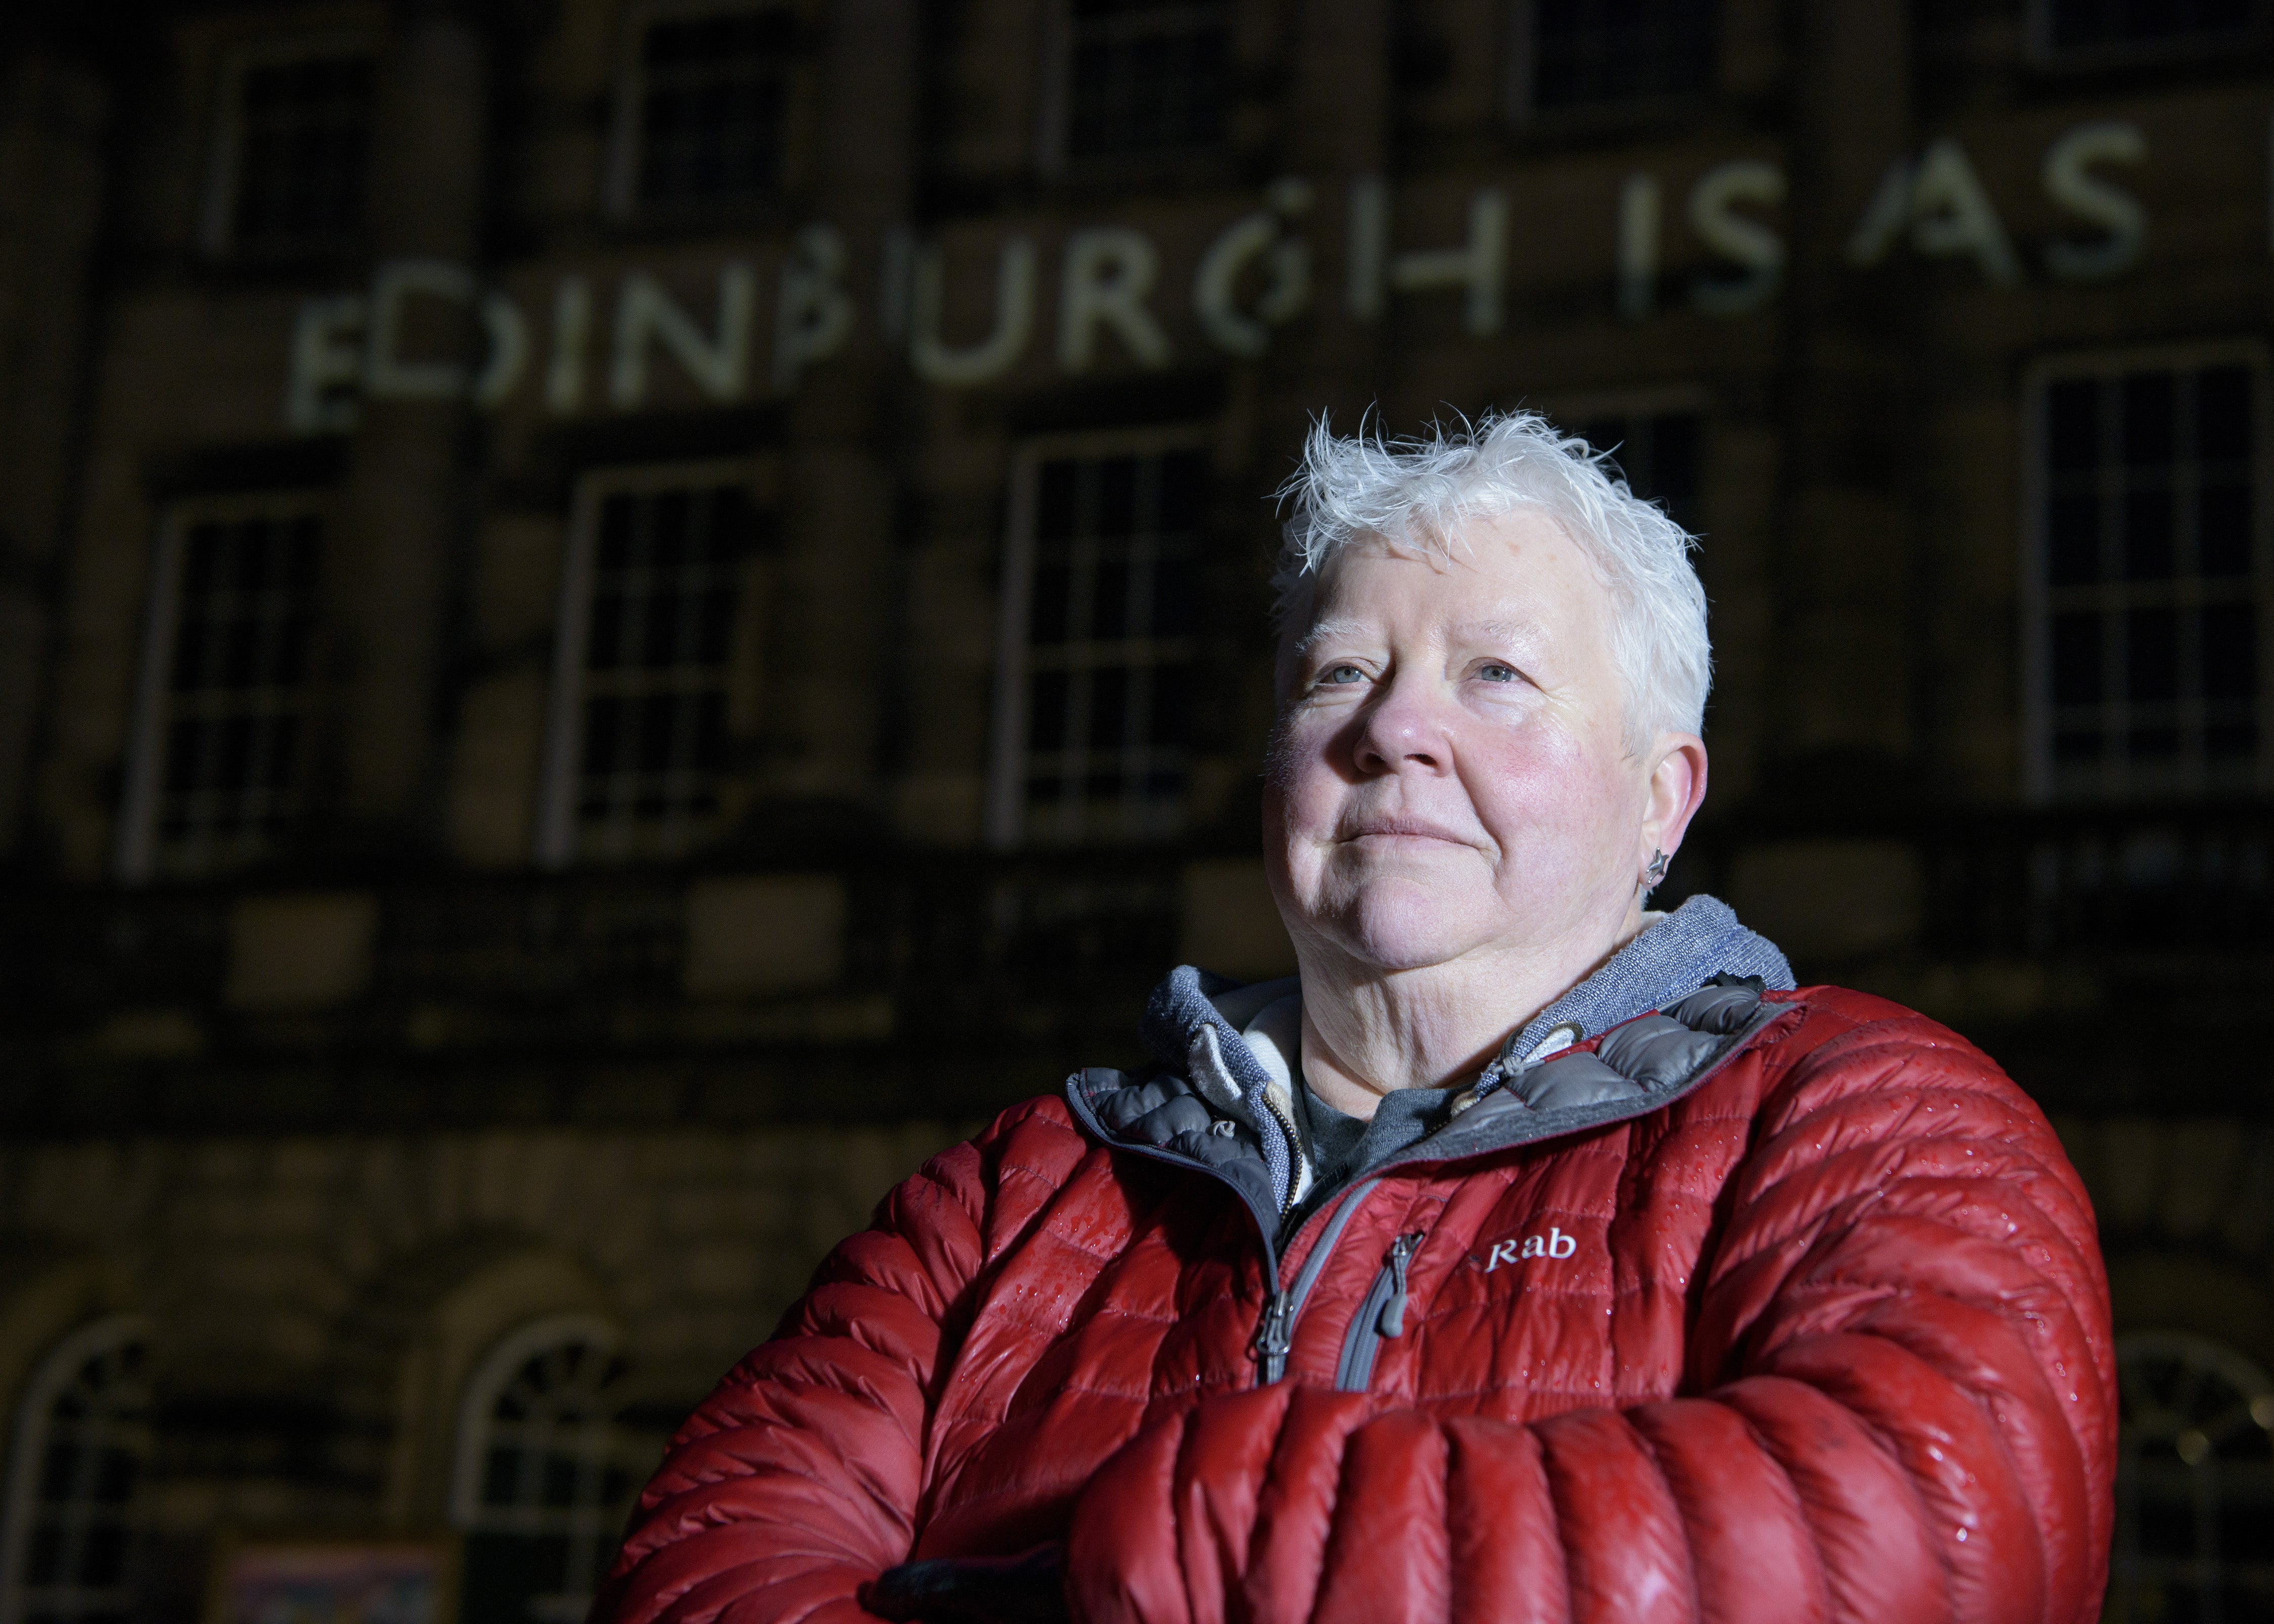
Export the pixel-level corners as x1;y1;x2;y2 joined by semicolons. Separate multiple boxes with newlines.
1066;1020;2115;1624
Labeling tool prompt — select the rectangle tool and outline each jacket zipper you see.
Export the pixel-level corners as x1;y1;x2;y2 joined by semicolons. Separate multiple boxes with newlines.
1334;1232;1424;1392
1247;1176;1382;1384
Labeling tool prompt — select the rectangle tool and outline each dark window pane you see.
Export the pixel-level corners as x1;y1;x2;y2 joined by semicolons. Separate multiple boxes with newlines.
2197;364;2252;460
2121;488;2175;580
598;496;636;569
1067;1;1228;161
2198;481;2251;577
1096;458;1138;537
582;697;622;776
231;55;374;252
1149;663;1191;747
2053;727;2103;762
2126;608;2180;702
2048;494;2101;586
635;695;679;772
1027;670;1069;751
1091;667;1130;748
1029;563;1072;645
1151;555;1195;638
1037;461;1080;541
2052;612;2104;704
1157;450;1205;533
1533;0;1717;110
2120;372;2176;468
1093;554;1130;639
2202;604;2256;700
2046;0;2259;50
2047;380;2101;472
2128;724;2180;759
637;12;792;206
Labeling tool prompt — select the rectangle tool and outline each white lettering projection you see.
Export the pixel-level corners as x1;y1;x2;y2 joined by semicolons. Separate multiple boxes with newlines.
278;133;2167;432
1850;139;2020;285
909;237;1035;386
1688;160;1786;316
1616;173;1659;322
1347;177;1508;334
1194;178;1311;357
283;294;365;433
609;264;755;408
1059;227;1173;372
773;224;856;391
364;259;478;401
545;276;591;413
2043;121;2147;281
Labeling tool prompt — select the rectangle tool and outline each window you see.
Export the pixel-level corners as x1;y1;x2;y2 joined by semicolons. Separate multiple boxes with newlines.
452;1318;641;1624
0;1319;153;1624
615;5;794;211
2110;1331;2274;1621
1576;408;1702;533
115;497;325;882
205;42;375;257
1515;0;1717;115
1059;1;1229;164
2028;351;2270;801
989;435;1203;846
537;466;765;866
2031;0;2264;61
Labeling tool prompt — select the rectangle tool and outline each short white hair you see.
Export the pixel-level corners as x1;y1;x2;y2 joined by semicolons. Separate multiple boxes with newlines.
1271;411;1712;742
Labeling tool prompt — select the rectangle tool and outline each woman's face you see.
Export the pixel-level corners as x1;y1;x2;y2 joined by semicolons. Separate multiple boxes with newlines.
1265;512;1691;978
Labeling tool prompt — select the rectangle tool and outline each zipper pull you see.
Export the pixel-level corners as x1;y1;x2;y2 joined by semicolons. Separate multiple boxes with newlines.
1250;1289;1296;1383
1376;1233;1424;1338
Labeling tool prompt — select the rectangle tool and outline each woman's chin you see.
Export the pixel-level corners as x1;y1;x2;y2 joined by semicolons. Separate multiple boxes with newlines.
1313;890;1493;975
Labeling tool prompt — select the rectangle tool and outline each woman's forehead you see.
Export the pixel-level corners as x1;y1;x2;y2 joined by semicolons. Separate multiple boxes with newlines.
1297;514;1612;633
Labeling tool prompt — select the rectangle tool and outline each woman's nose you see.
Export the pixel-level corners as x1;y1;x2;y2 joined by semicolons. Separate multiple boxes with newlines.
1351;675;1452;775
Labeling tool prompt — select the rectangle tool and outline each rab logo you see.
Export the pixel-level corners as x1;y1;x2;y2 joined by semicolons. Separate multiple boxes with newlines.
1486;1228;1577;1270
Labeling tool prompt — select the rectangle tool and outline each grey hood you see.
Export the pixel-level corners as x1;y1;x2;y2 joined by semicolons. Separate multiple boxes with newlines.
1081;895;1796;1235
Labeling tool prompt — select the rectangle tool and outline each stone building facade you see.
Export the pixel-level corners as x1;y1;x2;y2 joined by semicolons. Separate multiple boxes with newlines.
0;1;2270;1620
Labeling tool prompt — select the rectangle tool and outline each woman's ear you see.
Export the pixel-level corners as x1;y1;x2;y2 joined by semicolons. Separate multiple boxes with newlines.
1640;733;1709;871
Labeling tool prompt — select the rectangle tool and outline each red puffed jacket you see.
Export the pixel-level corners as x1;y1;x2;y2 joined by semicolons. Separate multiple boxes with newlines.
600;973;2115;1624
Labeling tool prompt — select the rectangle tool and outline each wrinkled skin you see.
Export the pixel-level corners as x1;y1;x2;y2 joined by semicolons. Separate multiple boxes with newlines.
1264;514;1708;1115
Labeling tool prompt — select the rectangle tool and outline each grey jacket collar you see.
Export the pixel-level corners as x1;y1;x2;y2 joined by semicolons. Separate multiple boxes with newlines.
1079;895;1796;1242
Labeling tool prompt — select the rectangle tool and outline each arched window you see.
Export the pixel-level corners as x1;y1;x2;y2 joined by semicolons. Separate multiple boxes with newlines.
451;1316;639;1624
0;1318;153;1624
2110;1330;2274;1621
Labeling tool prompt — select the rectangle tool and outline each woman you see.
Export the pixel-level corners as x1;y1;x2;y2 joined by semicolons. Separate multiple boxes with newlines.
598;414;2114;1624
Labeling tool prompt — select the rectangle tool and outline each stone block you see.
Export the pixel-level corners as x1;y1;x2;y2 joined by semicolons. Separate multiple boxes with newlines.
684;875;846;997
225;894;377;1012
1725;838;1921;963
1178;858;1296;980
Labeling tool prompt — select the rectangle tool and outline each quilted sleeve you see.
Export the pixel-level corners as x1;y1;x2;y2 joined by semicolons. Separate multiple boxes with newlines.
595;1100;1083;1624
1064;1008;2117;1624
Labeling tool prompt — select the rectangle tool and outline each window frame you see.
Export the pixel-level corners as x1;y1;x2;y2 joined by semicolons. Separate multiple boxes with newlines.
2019;340;2274;804
986;424;1211;850
602;0;807;223
1503;0;1721;128
535;458;770;869
197;28;383;261
1037;0;1236;175
2023;0;2270;70
0;1316;154;1624
2108;1329;2274;1619
114;490;333;885
448;1314;632;1624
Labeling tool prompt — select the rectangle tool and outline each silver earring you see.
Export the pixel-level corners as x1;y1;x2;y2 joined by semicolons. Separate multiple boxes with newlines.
1644;849;1668;886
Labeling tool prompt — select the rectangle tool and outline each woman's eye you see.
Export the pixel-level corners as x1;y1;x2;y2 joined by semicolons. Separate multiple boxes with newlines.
1478;662;1518;683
